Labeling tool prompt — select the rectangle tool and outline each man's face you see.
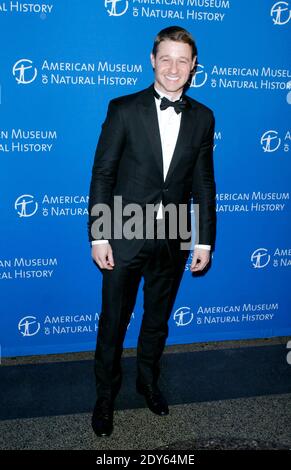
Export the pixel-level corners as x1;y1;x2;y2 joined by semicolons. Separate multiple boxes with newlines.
151;40;196;99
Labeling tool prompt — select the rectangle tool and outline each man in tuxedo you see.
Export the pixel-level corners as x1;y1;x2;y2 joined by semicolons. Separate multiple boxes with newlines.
88;26;216;437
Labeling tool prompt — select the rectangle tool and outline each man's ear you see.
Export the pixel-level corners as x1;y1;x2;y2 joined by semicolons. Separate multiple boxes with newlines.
150;53;155;69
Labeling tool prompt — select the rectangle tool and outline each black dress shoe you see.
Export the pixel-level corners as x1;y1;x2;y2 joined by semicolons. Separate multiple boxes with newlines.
91;397;114;437
136;382;169;416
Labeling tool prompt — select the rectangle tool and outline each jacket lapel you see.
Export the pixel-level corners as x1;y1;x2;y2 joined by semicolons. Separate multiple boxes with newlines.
138;86;163;178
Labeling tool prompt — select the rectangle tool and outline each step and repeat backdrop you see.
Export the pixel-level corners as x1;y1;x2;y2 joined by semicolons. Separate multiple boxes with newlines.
0;1;290;357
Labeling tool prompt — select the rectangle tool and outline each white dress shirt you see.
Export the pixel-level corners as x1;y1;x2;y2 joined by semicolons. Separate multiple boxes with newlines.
154;89;181;219
92;87;211;251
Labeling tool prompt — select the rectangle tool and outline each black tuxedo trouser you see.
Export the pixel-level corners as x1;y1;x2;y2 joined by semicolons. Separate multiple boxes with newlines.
94;225;187;400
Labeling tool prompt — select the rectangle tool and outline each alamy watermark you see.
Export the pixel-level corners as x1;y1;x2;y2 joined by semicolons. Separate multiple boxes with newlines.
90;196;200;250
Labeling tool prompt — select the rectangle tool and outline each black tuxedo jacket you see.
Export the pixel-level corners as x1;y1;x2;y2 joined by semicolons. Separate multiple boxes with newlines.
88;85;216;263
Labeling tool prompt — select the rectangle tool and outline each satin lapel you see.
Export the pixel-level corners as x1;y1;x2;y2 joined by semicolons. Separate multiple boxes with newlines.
138;92;163;178
164;106;197;185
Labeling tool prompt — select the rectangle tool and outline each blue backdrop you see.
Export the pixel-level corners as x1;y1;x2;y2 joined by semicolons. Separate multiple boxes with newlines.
1;0;290;357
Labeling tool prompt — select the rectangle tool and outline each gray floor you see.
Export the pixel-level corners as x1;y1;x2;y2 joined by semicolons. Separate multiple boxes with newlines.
0;337;290;450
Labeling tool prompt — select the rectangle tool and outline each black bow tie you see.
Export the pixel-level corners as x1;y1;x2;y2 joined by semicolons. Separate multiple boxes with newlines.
153;88;188;114
160;96;188;114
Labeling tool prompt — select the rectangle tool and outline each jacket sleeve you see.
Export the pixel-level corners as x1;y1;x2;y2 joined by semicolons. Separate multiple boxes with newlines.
191;111;216;249
88;100;126;242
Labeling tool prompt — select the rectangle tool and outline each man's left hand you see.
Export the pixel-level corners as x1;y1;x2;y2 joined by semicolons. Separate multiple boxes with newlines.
190;248;211;273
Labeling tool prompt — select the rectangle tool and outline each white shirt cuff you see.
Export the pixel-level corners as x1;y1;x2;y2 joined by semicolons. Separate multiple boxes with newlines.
194;244;211;251
91;240;109;245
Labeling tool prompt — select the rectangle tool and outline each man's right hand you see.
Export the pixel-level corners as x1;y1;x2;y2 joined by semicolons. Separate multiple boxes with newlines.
91;243;115;270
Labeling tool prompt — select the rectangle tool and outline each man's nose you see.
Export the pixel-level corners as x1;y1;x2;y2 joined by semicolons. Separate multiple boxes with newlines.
169;61;178;74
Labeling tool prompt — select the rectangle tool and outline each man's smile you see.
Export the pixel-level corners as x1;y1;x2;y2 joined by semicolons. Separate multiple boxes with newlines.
165;75;180;81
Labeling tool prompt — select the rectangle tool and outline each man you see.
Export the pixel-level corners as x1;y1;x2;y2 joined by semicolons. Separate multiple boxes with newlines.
88;26;216;437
